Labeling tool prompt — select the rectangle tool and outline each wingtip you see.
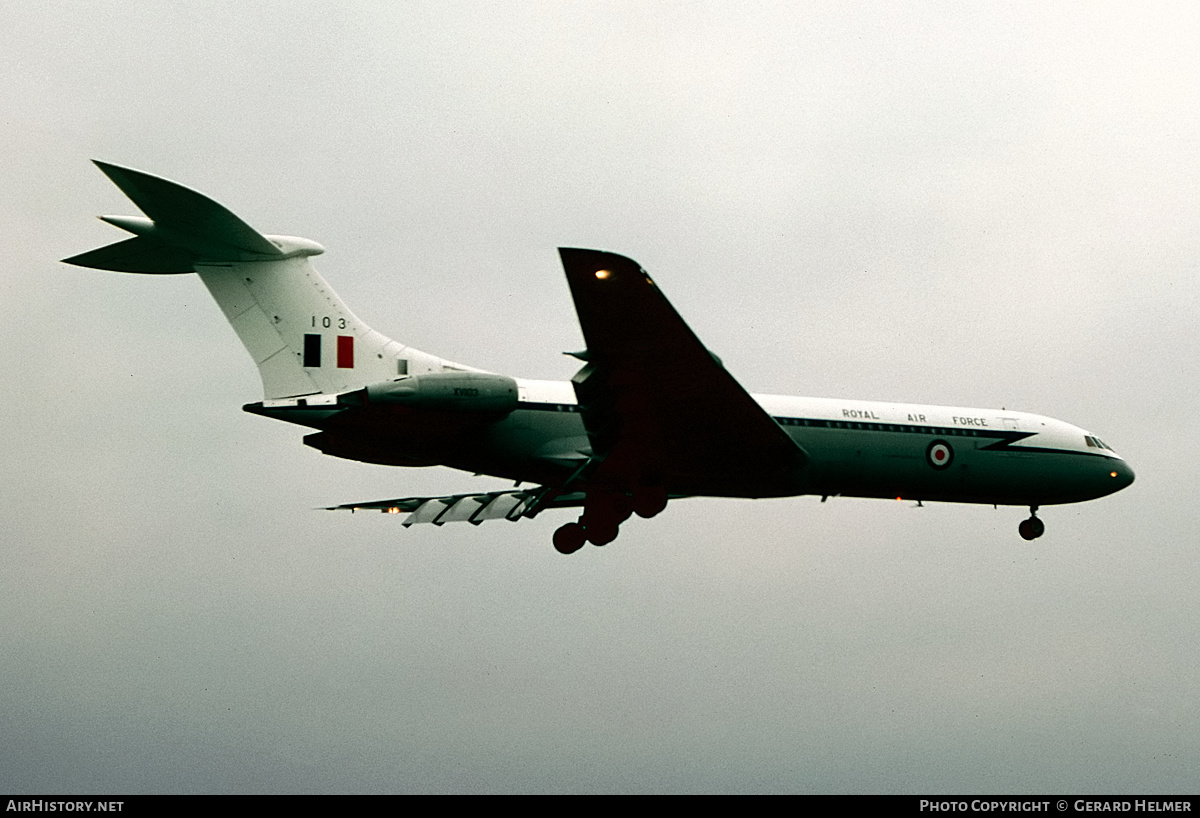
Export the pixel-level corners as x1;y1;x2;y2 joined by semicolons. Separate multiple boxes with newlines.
89;160;147;200
91;158;127;179
91;160;188;193
91;159;160;188
557;247;643;270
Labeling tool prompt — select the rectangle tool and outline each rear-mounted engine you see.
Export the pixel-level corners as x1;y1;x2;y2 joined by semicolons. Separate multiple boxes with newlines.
363;372;519;414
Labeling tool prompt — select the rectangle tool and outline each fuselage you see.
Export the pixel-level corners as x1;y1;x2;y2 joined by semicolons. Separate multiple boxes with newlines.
289;377;1132;509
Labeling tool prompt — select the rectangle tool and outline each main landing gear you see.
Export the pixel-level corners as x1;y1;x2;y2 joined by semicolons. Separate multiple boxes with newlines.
552;488;669;554
1018;506;1045;541
552;522;588;554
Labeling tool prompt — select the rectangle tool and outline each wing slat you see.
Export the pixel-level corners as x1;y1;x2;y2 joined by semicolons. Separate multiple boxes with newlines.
324;487;586;526
404;498;451;527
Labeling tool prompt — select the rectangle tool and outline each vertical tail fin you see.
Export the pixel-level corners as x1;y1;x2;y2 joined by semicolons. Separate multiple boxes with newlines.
194;254;406;398
64;161;465;399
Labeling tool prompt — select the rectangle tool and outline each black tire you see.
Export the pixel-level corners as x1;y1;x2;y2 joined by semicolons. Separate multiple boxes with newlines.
633;487;669;519
553;522;586;554
586;521;619;546
1018;518;1044;541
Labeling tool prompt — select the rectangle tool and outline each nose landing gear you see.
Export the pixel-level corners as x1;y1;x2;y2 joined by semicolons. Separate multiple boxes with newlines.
1018;506;1045;541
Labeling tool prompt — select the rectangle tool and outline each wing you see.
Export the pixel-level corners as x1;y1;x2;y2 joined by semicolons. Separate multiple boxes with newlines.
325;487;586;526
558;248;806;498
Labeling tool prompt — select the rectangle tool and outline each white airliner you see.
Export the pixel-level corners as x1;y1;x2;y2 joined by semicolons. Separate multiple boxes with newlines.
65;162;1134;553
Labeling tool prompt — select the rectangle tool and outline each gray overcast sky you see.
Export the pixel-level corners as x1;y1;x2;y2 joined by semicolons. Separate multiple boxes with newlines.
2;1;1197;794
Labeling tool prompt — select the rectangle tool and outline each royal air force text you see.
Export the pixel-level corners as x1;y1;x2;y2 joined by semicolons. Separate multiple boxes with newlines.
842;408;989;427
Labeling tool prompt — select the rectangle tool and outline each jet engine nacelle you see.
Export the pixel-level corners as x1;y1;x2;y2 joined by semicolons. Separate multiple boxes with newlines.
365;372;519;414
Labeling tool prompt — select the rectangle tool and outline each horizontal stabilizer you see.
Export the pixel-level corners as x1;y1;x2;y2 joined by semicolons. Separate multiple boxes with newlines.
61;236;197;274
93;161;281;256
63;161;287;273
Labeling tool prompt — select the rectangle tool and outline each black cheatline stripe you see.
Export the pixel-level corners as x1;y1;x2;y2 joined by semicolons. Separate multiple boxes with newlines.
997;446;1123;459
771;416;1045;447
516;401;581;412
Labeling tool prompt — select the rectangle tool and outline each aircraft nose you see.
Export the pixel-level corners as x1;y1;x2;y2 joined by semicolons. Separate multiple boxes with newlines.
1108;459;1135;491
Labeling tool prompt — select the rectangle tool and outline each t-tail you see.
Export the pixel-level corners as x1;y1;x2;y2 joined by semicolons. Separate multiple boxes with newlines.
63;161;469;400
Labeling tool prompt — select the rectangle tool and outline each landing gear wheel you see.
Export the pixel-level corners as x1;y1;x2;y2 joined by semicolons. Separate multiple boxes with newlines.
633;487;668;519
586;520;619;546
553;522;586;554
580;492;629;546
1018;513;1045;541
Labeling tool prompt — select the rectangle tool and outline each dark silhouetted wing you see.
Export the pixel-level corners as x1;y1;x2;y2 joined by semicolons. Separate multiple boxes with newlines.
558;248;806;497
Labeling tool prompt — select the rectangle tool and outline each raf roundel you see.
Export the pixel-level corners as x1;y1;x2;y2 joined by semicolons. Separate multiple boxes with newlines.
926;440;954;470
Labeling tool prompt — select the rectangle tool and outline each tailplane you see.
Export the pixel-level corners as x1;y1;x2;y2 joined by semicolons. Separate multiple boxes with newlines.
65;161;467;399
